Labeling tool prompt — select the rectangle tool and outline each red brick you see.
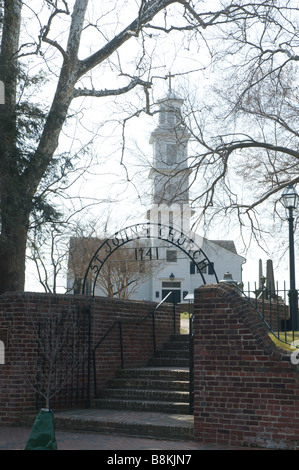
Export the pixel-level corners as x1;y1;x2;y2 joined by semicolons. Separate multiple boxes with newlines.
0;292;178;425
193;284;299;450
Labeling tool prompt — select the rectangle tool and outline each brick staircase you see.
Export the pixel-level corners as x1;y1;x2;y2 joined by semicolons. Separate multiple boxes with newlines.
51;332;194;440
95;334;191;414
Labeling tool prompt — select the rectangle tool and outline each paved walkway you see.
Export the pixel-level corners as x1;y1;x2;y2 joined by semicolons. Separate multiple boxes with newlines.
0;424;264;451
180;318;189;333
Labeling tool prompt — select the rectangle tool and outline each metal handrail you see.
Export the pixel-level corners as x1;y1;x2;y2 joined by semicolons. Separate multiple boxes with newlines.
230;283;299;349
92;291;176;398
92;320;123;398
142;291;176;356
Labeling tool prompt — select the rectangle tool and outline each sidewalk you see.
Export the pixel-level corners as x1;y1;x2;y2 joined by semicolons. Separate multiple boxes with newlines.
0;424;258;451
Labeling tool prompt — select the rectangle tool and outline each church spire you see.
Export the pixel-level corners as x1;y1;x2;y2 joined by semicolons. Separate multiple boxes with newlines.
149;83;190;207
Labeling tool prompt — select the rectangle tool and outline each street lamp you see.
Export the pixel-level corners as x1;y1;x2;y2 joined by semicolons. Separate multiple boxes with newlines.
281;184;299;331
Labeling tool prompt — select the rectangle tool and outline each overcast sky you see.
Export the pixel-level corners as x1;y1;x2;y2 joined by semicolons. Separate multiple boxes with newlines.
20;1;297;294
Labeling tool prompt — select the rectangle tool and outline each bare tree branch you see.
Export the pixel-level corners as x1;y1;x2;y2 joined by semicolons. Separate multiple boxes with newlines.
73;76;152;99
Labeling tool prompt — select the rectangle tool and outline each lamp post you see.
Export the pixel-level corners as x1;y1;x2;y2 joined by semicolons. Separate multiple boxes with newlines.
281;185;299;331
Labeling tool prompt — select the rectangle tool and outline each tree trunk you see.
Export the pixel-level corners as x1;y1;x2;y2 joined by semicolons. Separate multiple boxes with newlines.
0;1;26;294
0;175;30;293
0;216;28;294
0;0;183;294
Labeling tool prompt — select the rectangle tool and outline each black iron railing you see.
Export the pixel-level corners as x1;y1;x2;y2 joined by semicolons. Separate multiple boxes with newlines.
239;282;299;348
92;320;124;399
92;291;177;399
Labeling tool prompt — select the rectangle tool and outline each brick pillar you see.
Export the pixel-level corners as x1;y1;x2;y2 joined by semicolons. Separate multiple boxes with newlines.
193;283;299;449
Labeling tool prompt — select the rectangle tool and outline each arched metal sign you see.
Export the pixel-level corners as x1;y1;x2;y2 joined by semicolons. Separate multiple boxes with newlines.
82;222;218;296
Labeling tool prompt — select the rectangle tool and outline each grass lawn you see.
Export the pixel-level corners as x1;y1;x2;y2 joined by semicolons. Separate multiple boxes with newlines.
269;331;299;351
180;312;191;319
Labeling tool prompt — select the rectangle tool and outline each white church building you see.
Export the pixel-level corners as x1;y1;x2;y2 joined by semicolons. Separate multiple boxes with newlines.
68;88;246;302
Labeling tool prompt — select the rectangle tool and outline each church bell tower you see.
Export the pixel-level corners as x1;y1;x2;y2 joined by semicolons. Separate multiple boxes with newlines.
148;80;192;233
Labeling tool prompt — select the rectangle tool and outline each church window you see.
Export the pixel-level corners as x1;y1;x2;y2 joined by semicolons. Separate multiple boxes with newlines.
166;250;177;262
167;144;177;163
190;261;207;274
162;281;181;288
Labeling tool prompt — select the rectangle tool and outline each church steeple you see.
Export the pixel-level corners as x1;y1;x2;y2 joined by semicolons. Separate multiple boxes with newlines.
149;84;190;206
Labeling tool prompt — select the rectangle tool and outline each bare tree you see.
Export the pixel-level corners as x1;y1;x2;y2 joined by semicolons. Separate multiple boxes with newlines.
22;305;89;410
1;1;299;294
26;202;113;293
0;0;182;293
169;2;299;251
94;241;164;299
68;236;165;299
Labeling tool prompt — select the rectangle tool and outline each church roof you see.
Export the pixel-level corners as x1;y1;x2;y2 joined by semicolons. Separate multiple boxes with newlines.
209;240;238;254
157;90;184;105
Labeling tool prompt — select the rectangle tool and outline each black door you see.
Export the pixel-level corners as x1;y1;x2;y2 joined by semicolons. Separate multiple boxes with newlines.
162;289;181;305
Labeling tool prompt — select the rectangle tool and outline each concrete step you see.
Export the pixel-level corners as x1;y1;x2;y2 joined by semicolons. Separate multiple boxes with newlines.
94;398;190;414
20;333;194;442
42;409;194;441
99;388;189;402
116;367;190;381
94;333;192;415
147;334;190;367
148;357;190;367
107;377;190;391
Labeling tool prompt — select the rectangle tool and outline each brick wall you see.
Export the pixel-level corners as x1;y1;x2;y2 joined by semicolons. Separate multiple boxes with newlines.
193;283;299;450
0;292;178;425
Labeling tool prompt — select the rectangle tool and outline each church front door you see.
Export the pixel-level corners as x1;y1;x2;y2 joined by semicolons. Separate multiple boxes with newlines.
162;289;181;305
